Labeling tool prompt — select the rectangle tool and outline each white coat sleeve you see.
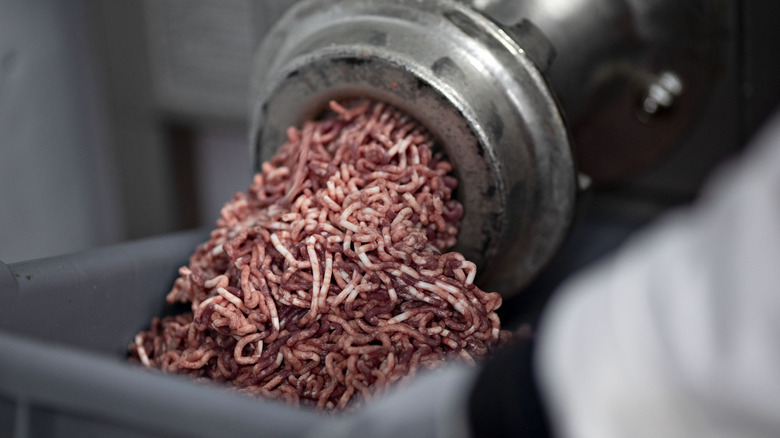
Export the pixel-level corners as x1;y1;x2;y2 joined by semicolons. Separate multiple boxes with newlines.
535;114;780;438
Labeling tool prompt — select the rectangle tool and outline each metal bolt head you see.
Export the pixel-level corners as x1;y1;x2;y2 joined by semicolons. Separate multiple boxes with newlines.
641;71;683;116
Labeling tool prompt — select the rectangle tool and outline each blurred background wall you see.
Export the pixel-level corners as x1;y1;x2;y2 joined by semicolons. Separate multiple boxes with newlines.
0;0;289;262
0;0;778;263
0;0;121;263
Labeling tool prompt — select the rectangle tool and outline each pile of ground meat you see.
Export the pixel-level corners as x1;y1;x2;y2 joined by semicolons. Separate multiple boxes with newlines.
130;99;508;411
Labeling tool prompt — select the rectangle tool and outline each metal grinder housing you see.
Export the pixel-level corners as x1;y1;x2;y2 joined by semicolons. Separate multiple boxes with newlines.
249;0;727;296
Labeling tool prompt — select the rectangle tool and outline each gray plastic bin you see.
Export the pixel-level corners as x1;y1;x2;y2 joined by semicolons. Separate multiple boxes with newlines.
0;230;332;437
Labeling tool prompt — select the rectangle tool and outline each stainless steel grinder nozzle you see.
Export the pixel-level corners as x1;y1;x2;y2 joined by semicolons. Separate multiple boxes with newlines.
248;0;726;297
249;0;576;296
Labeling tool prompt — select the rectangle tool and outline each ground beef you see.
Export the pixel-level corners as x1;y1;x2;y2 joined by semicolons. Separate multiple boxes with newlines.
130;99;509;411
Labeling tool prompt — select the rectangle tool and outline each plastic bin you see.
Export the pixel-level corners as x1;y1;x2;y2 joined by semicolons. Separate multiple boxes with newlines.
0;230;331;437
